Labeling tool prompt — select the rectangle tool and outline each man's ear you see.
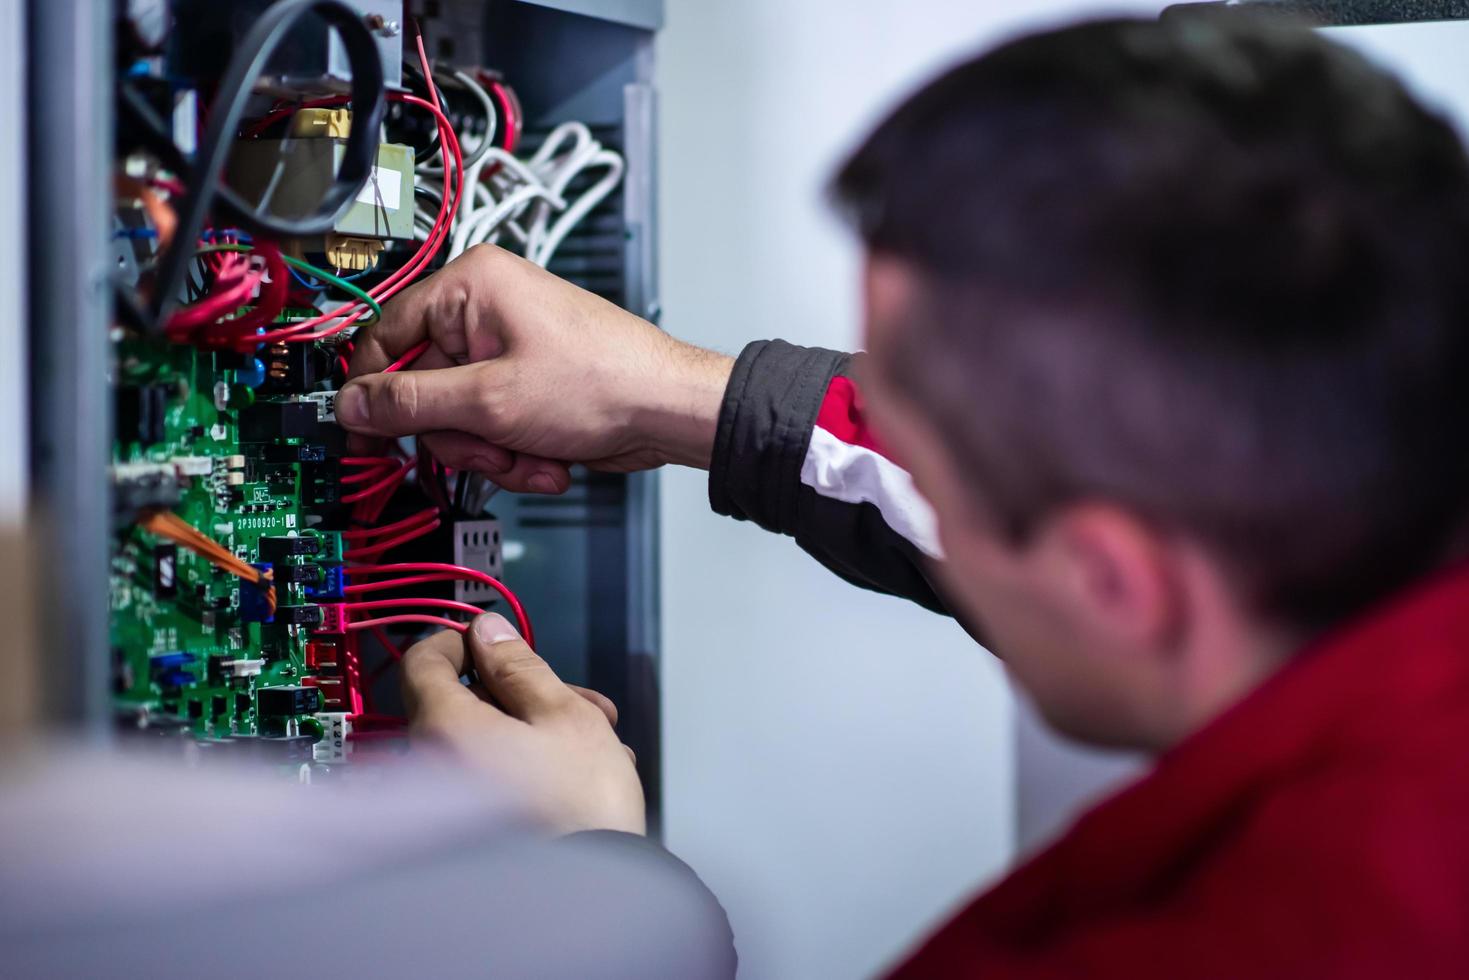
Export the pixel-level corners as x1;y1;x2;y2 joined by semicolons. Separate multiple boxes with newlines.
1039;503;1183;653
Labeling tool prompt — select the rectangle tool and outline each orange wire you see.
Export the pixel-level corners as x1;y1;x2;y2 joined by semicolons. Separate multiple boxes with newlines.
141;510;277;614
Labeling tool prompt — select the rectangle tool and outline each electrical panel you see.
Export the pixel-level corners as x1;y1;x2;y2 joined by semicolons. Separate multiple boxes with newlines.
31;0;663;786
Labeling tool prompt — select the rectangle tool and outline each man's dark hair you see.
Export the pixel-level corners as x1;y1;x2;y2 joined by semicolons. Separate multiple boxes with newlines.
832;15;1469;628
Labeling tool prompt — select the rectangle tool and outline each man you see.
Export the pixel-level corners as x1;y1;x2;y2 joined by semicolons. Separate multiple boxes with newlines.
340;14;1469;976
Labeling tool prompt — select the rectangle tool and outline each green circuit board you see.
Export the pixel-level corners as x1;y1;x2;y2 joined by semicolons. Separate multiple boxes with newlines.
109;330;351;757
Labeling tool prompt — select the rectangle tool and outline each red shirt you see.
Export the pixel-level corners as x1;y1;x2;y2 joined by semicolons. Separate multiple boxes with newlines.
890;565;1469;978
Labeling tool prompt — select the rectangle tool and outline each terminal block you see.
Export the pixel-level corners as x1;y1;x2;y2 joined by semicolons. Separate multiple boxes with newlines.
452;519;505;605
312;713;353;764
313;603;348;634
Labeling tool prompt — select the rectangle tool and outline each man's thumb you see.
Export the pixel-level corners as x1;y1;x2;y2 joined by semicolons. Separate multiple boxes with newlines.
467;613;573;721
335;363;480;437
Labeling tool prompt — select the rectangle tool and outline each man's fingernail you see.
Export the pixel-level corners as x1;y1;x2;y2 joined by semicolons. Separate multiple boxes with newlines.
336;386;368;427
528;472;560;494
474;613;519;644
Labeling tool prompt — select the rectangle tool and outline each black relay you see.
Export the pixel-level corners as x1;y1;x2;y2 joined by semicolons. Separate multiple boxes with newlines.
239;402;318;442
273;605;324;628
256;686;321;717
116;383;169;446
258;535;321;564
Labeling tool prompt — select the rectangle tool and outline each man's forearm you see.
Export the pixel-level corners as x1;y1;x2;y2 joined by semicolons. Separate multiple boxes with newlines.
637;342;734;471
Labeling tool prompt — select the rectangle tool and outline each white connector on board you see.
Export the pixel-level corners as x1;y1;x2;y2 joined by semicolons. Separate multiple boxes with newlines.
312;712;352;764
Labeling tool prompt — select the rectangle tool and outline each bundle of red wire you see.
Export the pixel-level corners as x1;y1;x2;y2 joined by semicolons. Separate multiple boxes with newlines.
165;235;289;346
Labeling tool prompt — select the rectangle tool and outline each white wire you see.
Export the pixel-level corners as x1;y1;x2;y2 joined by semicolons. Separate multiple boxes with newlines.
451;181;559;258
480;145;557;190
417;111;624;268
529;149;624;267
529;121;593;170
521;130;605;263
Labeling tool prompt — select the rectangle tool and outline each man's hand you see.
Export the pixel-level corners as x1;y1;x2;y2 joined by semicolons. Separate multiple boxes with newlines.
402;612;646;836
338;245;733;494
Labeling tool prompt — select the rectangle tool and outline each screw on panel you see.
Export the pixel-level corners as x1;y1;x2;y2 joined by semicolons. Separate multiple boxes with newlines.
363;13;400;36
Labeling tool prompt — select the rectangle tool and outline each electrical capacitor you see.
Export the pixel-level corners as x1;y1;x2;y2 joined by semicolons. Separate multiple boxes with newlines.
236;358;267;389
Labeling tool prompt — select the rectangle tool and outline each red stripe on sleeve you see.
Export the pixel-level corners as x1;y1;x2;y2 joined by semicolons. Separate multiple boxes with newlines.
814;376;895;462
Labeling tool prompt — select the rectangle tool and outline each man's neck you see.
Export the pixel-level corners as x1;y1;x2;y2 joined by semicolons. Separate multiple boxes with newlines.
1151;549;1309;750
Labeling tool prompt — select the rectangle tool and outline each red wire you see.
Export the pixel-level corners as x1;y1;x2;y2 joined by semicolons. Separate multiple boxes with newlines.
471;75;519;181
360;457;419;523
343;473;427;712
383;340;431;374
339;460;412;504
341;457;410;517
166;236;292;345
344;573;463;594
343;519;441;560
416;27;443;108
342;508;439;540
340;463;399;485
347;614;468;633
342;562;533;646
486;77;519;152
215;240;288;340
166;251;264;334
355;483;398;526
343;639;365;715
348;597;487;618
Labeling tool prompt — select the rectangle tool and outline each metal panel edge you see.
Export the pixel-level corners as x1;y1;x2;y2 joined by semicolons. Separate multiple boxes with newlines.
1;0;28;524
622;71;663;830
27;0;114;734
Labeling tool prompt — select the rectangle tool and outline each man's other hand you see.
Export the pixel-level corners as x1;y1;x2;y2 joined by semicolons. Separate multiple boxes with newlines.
338;245;732;494
401;613;646;836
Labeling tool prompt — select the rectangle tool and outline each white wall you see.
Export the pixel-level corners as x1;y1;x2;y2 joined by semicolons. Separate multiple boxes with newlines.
656;3;1157;977
1326;22;1469;135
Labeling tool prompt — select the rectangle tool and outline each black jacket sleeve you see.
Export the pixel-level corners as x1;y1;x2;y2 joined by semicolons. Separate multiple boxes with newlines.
708;339;952;616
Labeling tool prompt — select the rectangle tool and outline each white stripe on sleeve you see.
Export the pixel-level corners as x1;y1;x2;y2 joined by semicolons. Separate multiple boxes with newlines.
799;425;945;559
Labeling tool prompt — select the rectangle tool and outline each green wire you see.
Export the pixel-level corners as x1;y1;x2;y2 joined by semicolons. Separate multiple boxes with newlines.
193;243;383;325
